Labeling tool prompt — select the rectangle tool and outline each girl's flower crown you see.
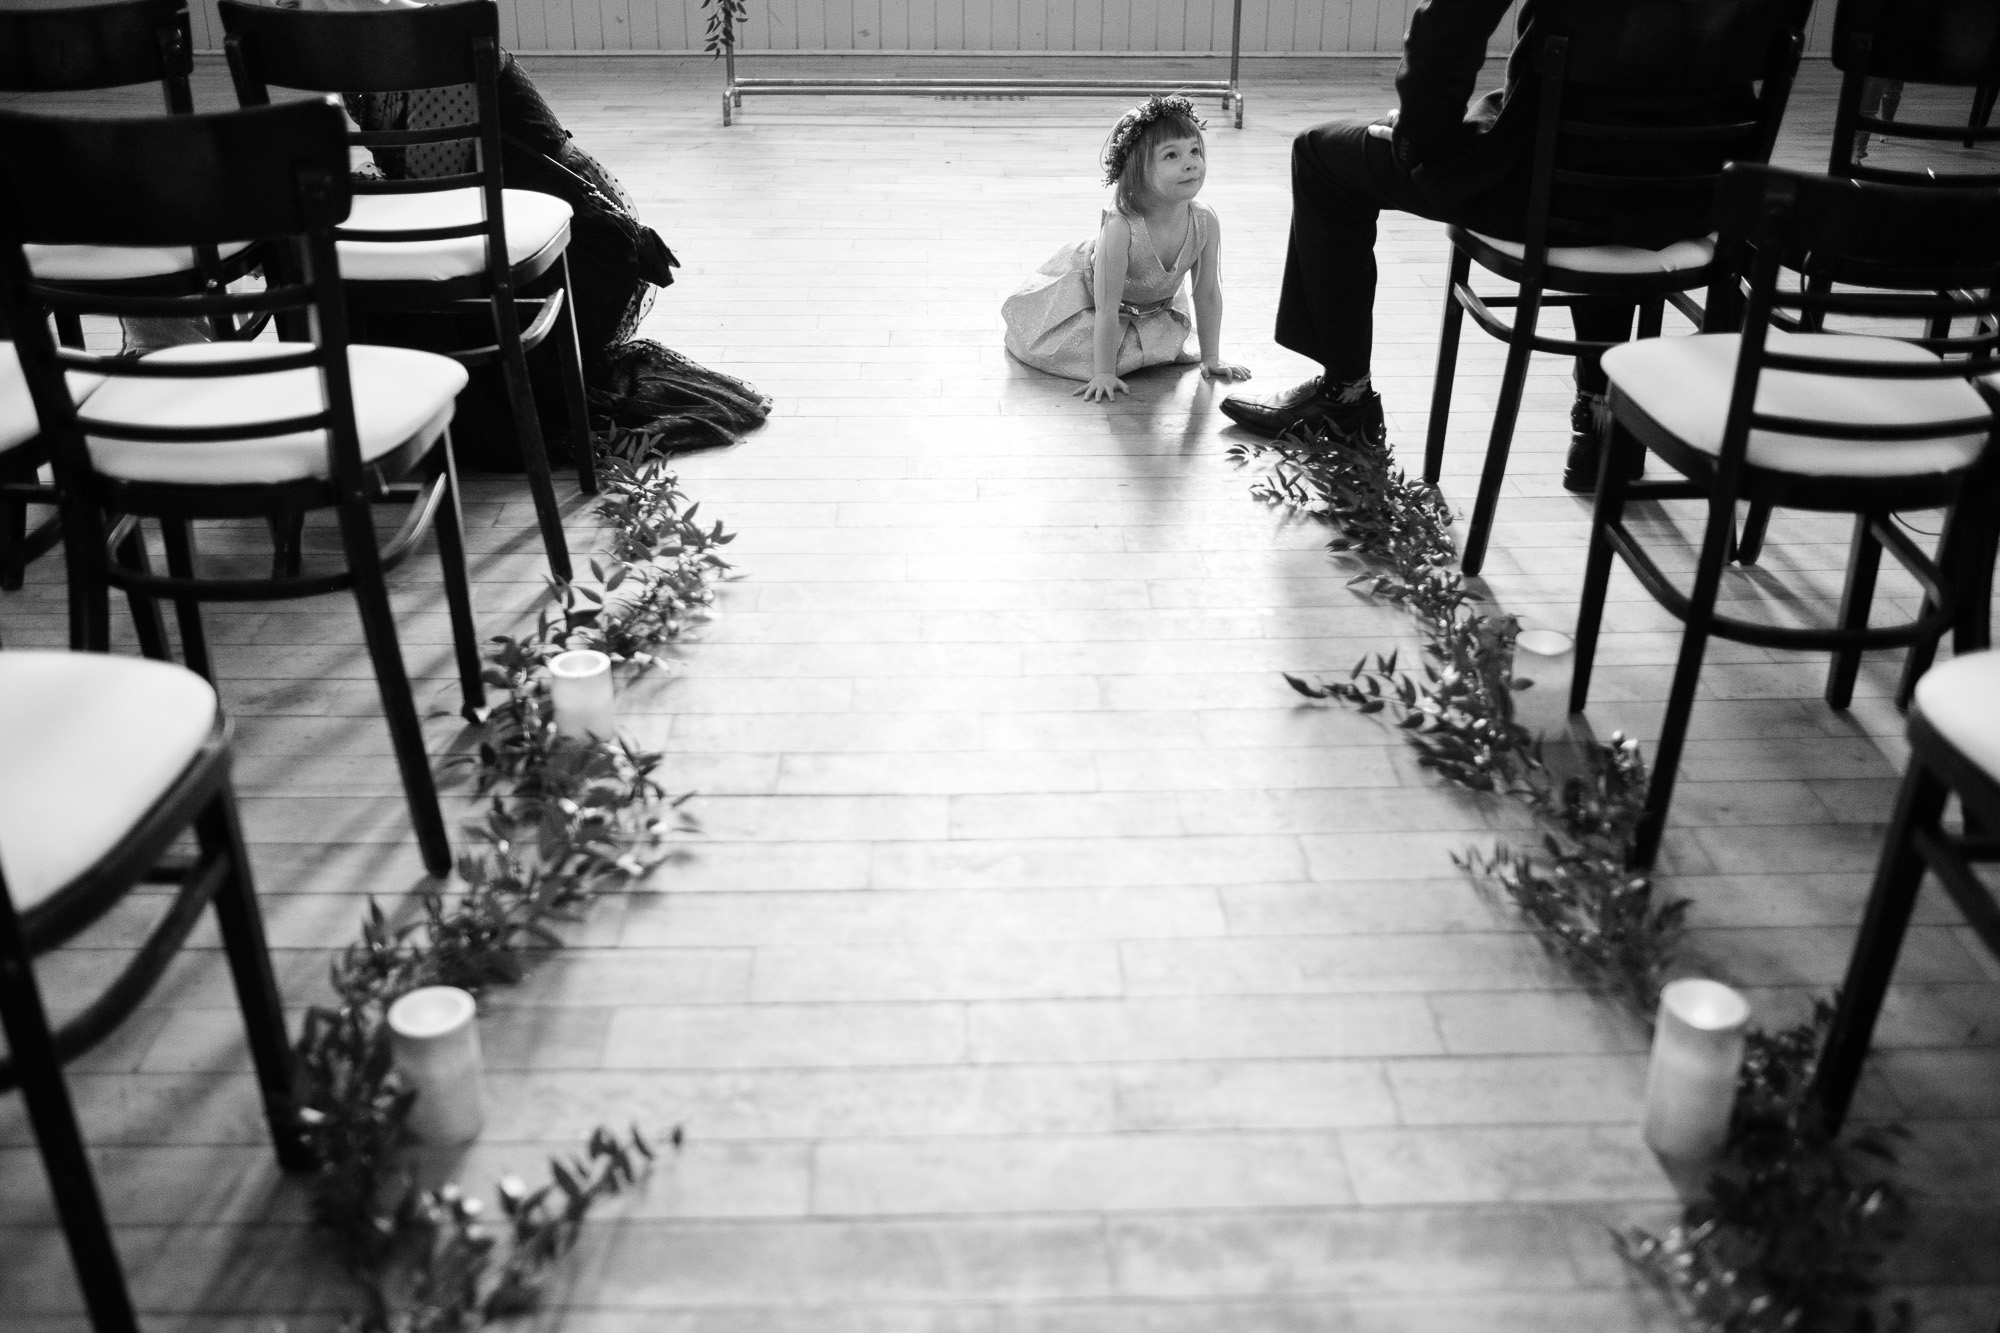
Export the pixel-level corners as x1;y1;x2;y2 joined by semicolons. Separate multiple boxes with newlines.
1101;94;1208;186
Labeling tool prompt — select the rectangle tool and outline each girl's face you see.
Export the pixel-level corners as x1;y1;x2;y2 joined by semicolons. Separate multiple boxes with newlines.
1148;135;1206;203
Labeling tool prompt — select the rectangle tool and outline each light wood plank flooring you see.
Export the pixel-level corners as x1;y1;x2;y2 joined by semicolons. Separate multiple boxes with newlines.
2;56;1998;1331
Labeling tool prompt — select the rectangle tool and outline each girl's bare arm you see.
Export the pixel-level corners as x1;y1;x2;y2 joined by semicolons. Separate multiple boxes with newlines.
1079;214;1133;402
1191;207;1250;382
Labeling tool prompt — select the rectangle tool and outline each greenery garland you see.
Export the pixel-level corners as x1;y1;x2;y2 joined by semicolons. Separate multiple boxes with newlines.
1235;422;1913;1333
290;448;733;1330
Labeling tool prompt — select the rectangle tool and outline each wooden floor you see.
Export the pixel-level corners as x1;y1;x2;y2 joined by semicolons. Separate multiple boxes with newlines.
3;56;1999;1332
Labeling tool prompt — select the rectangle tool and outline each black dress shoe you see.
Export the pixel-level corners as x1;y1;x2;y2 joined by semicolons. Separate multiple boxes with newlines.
1561;392;1642;494
1221;377;1386;444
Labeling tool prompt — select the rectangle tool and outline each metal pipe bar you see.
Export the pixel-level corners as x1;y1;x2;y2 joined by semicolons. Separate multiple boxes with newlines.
721;0;1246;127
730;82;1235;94
731;76;1234;88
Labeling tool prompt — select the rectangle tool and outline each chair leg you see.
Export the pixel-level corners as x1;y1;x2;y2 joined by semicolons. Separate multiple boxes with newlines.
553;256;599;497
1423;246;1472;488
266;508;305;581
1630;493;1737;870
335;498;454;877
1801;270;1833;334
1735;500;1774;565
1898;597;1942;711
1568;418;1640;714
1897;488;2000;708
0;497;25;592
196;782;315;1173
60;499;112;653
53;313;86;350
430;439;488;722
493;297;575;584
1948;498;1997;658
1809;757;1948;1133
1460;283;1543;577
1826;512;1883;710
1635;297;1664;341
0;901;142;1333
159;517;213;682
112;521;171;662
1968;81;1997;150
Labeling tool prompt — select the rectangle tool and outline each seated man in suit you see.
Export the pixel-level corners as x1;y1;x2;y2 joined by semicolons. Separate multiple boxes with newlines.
1222;0;1789;492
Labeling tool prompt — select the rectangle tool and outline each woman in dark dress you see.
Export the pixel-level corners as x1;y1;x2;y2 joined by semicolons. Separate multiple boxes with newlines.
338;29;771;466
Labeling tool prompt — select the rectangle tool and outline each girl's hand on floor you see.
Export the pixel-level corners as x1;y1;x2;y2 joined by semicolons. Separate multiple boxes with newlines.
1201;361;1253;383
1075;373;1130;403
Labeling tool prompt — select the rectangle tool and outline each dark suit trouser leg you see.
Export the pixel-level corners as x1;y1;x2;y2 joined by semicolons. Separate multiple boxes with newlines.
1571;300;1638;396
1275;121;1435;383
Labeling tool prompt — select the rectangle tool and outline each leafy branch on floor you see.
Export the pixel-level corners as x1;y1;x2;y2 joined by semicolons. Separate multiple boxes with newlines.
290;455;729;1327
1234;421;1910;1332
362;1127;657;1333
1232;424;1682;998
1618;1004;1913;1333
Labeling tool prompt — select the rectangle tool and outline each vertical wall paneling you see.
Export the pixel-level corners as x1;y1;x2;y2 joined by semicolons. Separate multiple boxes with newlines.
906;0;934;51
1021;0;1046;50
192;0;1835;57
628;0;659;53
1100;0;1130;56
1264;0;1297;60
880;0;909;49
574;0;606;53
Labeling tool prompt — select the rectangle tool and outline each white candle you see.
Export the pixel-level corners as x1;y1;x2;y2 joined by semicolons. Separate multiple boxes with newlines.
386;985;485;1145
1642;978;1749;1162
548;648;616;741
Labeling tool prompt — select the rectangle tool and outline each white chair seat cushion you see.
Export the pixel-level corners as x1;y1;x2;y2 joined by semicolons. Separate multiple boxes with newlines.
2;341;104;457
0;652;218;911
1603;331;1993;478
336;188;572;282
1914;650;2000;783
1470;231;1716;276
80;341;467;485
25;240;255;283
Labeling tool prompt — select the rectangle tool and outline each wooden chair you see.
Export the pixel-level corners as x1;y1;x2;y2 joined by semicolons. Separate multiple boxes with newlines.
219;0;596;584
1810;648;2000;1131
0;650;311;1333
1733;0;2000;571
1;341;67;593
0;0;269;592
0;342;169;653
0;96;486;877
1567;164;2000;871
1419;0;1807;577
0;0;265;349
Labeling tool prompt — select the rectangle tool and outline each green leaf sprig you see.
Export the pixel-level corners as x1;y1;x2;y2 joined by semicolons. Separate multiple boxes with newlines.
287;456;727;1327
1234;418;1911;1332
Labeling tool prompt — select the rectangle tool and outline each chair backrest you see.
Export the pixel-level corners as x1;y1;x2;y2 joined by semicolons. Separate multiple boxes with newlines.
1700;163;2000;480
1516;0;1809;254
1538;0;1804;89
218;0;511;272
0;0;196;112
0;100;377;493
1828;0;2000;183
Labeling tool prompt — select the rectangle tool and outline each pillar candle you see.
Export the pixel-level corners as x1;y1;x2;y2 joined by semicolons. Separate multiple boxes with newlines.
386;985;485;1145
548;648;616;741
1642;978;1750;1161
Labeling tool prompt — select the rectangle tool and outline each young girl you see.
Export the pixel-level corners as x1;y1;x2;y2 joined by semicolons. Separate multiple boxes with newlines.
1003;95;1252;402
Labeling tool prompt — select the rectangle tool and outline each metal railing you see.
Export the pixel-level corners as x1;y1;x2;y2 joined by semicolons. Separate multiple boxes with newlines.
719;0;1246;127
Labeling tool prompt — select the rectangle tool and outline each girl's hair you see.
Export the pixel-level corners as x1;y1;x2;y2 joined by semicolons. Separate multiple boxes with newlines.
1102;94;1207;216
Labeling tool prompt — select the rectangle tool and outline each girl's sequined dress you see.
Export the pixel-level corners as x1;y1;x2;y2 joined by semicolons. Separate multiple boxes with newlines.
1002;202;1211;381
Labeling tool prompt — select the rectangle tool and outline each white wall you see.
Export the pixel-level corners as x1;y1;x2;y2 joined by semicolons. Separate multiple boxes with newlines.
189;0;1834;57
